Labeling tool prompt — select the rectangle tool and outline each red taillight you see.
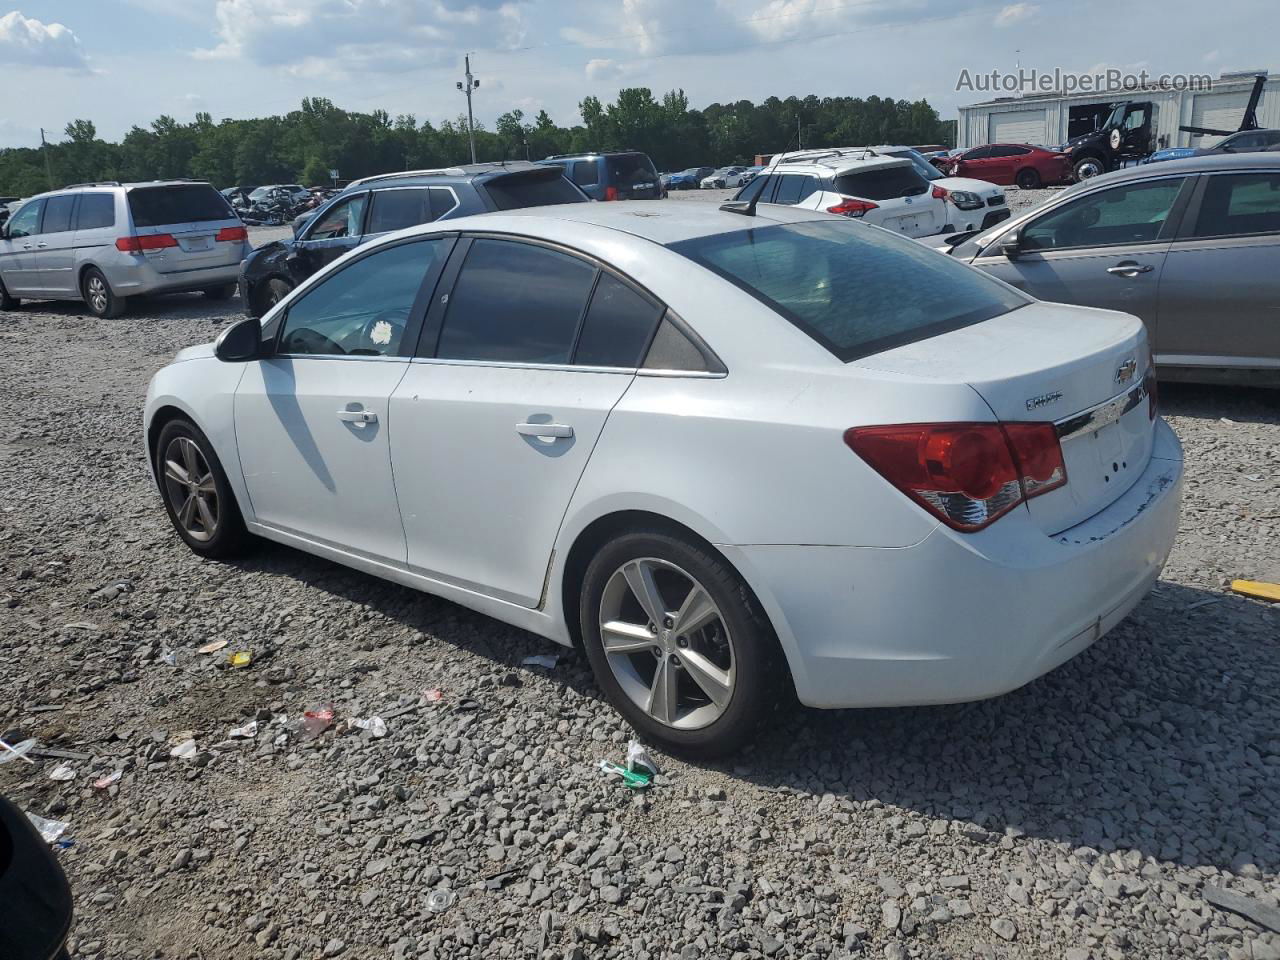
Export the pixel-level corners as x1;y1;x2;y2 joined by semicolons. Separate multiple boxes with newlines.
216;225;248;243
115;234;178;253
931;185;949;201
826;197;878;218
604;186;619;201
844;422;1067;532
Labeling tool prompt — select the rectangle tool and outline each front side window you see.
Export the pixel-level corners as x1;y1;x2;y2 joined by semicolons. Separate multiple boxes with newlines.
366;188;435;234
435;239;596;364
574;272;663;367
1123;108;1148;131
1189;173;1280;239
307;194;367;241
5;199;42;238
42;195;76;234
75;193;115;230
964;146;995;160
572;161;599;187
278;239;445;357
735;175;771;203
669;219;1028;362
1021;178;1185;251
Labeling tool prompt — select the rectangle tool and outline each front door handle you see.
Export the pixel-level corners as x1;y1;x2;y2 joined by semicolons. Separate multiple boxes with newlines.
337;409;377;424
35;242;47;248
1106;262;1153;277
516;422;573;440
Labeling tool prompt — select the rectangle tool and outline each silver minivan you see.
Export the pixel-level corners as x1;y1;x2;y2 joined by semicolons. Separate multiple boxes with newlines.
0;180;251;317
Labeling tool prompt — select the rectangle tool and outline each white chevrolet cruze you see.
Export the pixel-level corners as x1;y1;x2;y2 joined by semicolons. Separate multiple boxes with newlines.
144;200;1183;755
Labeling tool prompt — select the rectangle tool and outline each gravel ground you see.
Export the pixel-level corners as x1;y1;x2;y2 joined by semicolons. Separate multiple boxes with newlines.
2;216;1279;960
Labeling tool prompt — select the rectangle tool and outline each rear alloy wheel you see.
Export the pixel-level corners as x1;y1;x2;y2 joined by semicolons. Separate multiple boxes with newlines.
1015;167;1042;190
155;419;250;558
1073;157;1105;181
203;283;236;301
581;530;782;757
82;267;126;318
0;277;18;311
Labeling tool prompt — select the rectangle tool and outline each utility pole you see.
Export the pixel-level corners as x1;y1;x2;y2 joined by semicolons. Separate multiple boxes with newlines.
40;128;54;190
456;54;480;164
796;116;802;151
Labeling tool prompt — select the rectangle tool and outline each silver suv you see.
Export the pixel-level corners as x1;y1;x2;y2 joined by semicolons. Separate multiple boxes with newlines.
0;180;251;317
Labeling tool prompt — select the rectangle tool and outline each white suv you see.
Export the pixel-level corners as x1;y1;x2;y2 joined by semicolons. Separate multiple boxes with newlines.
734;149;946;238
864;145;1010;234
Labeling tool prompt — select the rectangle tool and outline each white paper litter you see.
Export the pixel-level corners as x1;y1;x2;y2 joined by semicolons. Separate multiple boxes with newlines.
229;720;259;739
351;717;388;738
522;653;560;669
170;738;198;760
26;811;70;843
48;764;76;781
626;740;659;776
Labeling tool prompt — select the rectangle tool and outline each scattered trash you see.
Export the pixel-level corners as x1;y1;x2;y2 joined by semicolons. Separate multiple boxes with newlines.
521;653;560;669
301;705;335;739
198;639;229;655
1203;885;1280;934
350;716;388;738
425;889;455;913
626;740;659;777
227;650;253;669
48;764;76;782
229;721;259;740
1220;417;1236;425
92;579;133;602
423;689;444;703
0;737;37;765
1231;579;1280;602
26;812;71;844
93;770;122;790
161;650;179;667
599;760;652;790
170;738;198;760
1184;597;1225;612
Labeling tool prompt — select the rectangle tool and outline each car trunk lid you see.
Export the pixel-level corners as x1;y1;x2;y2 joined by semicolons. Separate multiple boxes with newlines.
853;301;1154;534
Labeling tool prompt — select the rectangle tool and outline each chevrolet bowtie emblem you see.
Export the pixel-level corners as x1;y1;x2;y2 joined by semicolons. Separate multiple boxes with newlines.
1115;358;1137;386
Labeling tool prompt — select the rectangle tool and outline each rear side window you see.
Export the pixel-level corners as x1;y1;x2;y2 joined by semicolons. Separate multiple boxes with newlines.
669;220;1028;362
606;153;658;187
574;273;663;367
367;188;435;234
571;161;599;187
435;239;597;364
484;170;586;210
735;176;772;203
128;185;233;227
41;195;76;234
76;194;115;230
834;166;929;200
1189;173;1280;238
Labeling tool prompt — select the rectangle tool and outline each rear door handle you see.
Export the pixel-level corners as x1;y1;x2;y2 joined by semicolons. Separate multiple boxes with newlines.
516;422;573;439
1106;263;1153;277
337;409;377;424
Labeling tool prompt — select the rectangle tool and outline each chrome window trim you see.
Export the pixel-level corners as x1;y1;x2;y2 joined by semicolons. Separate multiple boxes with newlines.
1154;353;1280;369
408;356;637;375
273;353;409;363
1054;379;1150;442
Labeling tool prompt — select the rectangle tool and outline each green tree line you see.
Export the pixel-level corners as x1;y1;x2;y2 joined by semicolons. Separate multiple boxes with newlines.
0;89;954;196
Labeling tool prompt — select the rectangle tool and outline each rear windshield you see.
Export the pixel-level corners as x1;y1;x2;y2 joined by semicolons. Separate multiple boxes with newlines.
128;185;234;227
669;219;1028;362
484;170;586;210
607;154;658;187
834;165;930;200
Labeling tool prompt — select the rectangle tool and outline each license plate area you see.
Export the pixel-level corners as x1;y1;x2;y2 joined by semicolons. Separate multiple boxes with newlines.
888;215;921;234
178;235;212;252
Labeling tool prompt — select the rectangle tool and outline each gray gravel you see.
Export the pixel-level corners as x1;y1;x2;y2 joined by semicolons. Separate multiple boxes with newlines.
1;219;1279;960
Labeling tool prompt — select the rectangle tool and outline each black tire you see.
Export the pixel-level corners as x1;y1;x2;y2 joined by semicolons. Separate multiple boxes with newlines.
82;267;126;318
251;277;293;318
1015;167;1042;190
0;276;18;311
154;418;252;559
203;283;236;300
579;528;784;758
1073;156;1106;181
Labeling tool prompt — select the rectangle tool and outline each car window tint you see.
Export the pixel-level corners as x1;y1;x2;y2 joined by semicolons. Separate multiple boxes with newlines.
834;166;929;200
278;239;444;357
42;195;76;234
1190;173;1280;238
435;239;596;364
484;171;584;210
572;161;599;187
670;219;1028;362
606;154;658;187
308;194;367;241
5;199;42;238
735;176;770;203
773;175;806;205
965;147;994;159
367;188;434;234
643;315;715;372
428;187;457;217
574;272;663;367
1021;179;1185;251
128;185;233;227
75;193;115;230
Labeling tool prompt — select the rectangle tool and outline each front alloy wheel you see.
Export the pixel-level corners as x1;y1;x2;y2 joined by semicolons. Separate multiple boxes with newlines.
1074;157;1105;180
599;558;735;730
162;436;219;542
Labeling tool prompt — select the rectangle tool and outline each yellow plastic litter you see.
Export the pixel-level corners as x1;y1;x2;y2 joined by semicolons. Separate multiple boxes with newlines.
228;650;253;668
1231;580;1280;602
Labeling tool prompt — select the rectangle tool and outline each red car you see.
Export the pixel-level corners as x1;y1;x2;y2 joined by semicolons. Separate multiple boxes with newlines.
941;143;1072;189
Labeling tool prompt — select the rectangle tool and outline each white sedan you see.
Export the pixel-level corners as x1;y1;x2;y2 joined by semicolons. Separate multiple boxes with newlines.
144;201;1183;755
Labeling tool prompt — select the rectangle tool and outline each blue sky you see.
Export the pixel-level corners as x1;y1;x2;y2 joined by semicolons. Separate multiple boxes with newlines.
1;0;1275;148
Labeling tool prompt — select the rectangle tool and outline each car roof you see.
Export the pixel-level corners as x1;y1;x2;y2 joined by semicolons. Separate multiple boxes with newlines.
348;161;551;189
1069;150;1280;191
772;154;911;176
542;151;646;160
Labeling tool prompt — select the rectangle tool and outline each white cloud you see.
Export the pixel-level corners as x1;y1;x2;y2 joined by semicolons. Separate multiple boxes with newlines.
0;10;88;69
586;58;623;82
993;2;1037;27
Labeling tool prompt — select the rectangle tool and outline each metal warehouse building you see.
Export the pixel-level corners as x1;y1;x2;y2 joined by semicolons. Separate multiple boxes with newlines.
956;70;1279;150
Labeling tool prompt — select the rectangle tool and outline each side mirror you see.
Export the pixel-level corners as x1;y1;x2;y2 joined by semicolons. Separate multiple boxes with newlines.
1000;233;1022;260
215;316;264;362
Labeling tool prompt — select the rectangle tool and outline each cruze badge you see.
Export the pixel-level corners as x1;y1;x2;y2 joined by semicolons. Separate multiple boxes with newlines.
1115;358;1137;386
1025;391;1063;411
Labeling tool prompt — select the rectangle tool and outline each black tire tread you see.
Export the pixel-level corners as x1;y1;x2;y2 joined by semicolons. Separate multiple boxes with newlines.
155;418;253;560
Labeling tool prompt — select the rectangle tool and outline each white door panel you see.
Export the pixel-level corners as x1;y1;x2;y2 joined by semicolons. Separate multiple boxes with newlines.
235;357;410;563
390;362;634;606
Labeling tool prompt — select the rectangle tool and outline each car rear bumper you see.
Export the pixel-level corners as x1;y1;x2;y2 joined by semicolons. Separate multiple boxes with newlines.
103;243;250;296
723;418;1183;709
